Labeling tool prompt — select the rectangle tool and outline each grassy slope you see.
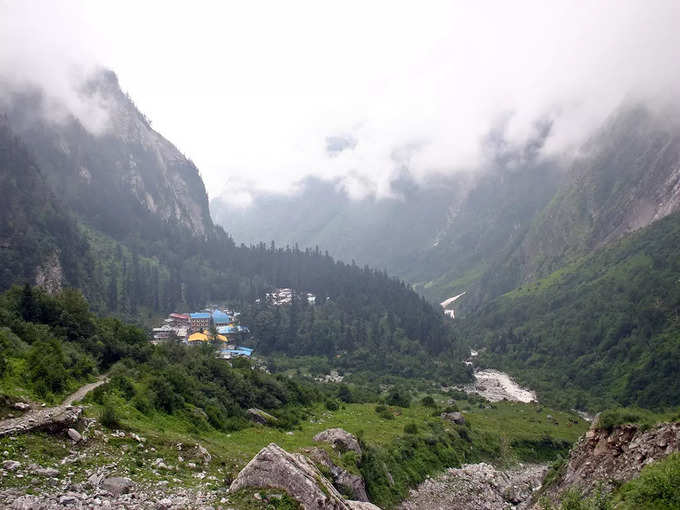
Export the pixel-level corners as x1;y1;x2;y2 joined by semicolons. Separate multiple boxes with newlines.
0;393;587;508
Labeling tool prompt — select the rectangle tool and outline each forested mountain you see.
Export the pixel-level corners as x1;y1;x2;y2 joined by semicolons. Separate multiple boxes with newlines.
0;69;468;381
214;104;680;313
464;210;680;411
0;116;93;294
212;125;564;307
212;174;465;279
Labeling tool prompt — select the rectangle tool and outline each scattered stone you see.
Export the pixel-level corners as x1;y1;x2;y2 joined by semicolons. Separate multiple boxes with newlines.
33;466;59;477
87;472;104;488
197;444;212;464
398;462;547;510
13;402;30;411
67;428;82;443
101;476;134;497
2;460;20;471
313;428;362;455
440;411;465;425
157;498;173;509
131;433;146;443
59;494;78;505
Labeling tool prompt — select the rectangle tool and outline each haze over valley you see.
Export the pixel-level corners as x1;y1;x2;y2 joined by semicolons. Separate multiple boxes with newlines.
1;2;680;509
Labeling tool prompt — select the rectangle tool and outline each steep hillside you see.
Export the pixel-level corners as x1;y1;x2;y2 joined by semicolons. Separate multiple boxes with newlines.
0;70;469;381
5;69;213;244
0;116;92;293
213;131;563;308
464;211;680;410
212;174;464;276
515;105;680;283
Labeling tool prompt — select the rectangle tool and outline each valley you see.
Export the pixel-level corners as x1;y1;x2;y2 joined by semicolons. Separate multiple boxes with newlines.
2;6;680;505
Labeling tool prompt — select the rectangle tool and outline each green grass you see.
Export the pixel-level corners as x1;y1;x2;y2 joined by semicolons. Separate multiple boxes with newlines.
0;395;589;508
595;407;679;432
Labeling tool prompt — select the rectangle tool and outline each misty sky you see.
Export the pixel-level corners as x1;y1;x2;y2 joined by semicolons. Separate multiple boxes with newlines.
2;1;680;204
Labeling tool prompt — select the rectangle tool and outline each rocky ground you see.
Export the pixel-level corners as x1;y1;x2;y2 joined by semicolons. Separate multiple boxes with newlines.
537;420;680;507
397;462;547;510
463;370;537;403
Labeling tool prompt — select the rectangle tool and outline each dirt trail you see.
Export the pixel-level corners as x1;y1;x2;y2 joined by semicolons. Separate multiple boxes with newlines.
0;374;109;437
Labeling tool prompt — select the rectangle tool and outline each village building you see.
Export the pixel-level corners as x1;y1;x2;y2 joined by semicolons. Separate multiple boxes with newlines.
189;312;211;331
211;309;231;326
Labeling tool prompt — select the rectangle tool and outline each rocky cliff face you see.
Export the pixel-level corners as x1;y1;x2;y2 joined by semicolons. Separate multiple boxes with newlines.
517;105;680;282
4;69;213;240
538;421;680;506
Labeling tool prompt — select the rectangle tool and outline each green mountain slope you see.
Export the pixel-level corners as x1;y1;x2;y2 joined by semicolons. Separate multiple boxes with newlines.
464;211;680;410
0;116;93;293
0;71;469;382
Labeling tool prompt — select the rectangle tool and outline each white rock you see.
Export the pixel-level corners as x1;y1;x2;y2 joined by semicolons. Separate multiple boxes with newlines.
2;460;20;471
67;428;82;442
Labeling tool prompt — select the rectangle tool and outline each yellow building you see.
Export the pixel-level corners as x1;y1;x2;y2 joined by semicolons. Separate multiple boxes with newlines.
188;332;209;343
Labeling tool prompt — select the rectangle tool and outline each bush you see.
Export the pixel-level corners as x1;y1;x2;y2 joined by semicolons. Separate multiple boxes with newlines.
615;453;680;509
28;339;68;397
325;399;339;411
337;384;354;403
596;408;652;431
386;390;410;408
404;423;419;434
421;396;436;408
100;397;120;429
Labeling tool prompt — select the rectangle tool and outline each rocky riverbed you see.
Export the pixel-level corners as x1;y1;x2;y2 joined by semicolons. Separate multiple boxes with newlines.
464;369;537;403
398;462;547;510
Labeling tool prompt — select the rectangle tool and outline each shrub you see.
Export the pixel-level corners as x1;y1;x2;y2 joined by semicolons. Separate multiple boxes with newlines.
28;339;68;397
100;397;120;429
421;396;436;408
615;453;680;509
325;399;339;411
404;423;419;434
337;384;353;403
386;390;410;408
596;408;652;431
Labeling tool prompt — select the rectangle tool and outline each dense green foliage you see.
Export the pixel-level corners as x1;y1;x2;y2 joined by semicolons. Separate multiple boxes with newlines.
244;292;470;382
0;109;468;379
464;211;680;410
0;118;93;293
615;452;680;509
544;453;680;510
0;285;323;427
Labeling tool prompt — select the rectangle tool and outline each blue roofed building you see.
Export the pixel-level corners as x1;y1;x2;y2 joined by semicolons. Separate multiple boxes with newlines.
217;346;254;360
211;310;231;326
189;312;211;331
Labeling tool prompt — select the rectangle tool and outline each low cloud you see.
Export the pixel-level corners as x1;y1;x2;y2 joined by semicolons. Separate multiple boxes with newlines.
2;1;680;200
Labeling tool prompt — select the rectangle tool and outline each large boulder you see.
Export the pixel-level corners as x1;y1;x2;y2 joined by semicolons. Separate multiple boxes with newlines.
313;428;362;456
347;503;382;510
441;411;465;425
101;476;134;497
229;443;353;510
305;447;369;502
247;408;278;425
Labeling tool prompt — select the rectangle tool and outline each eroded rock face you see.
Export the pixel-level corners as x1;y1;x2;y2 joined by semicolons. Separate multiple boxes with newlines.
247;408;278;425
229;443;356;510
398;462;547;510
305;447;369;502
313;428;362;456
539;422;680;506
441;411;465;425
